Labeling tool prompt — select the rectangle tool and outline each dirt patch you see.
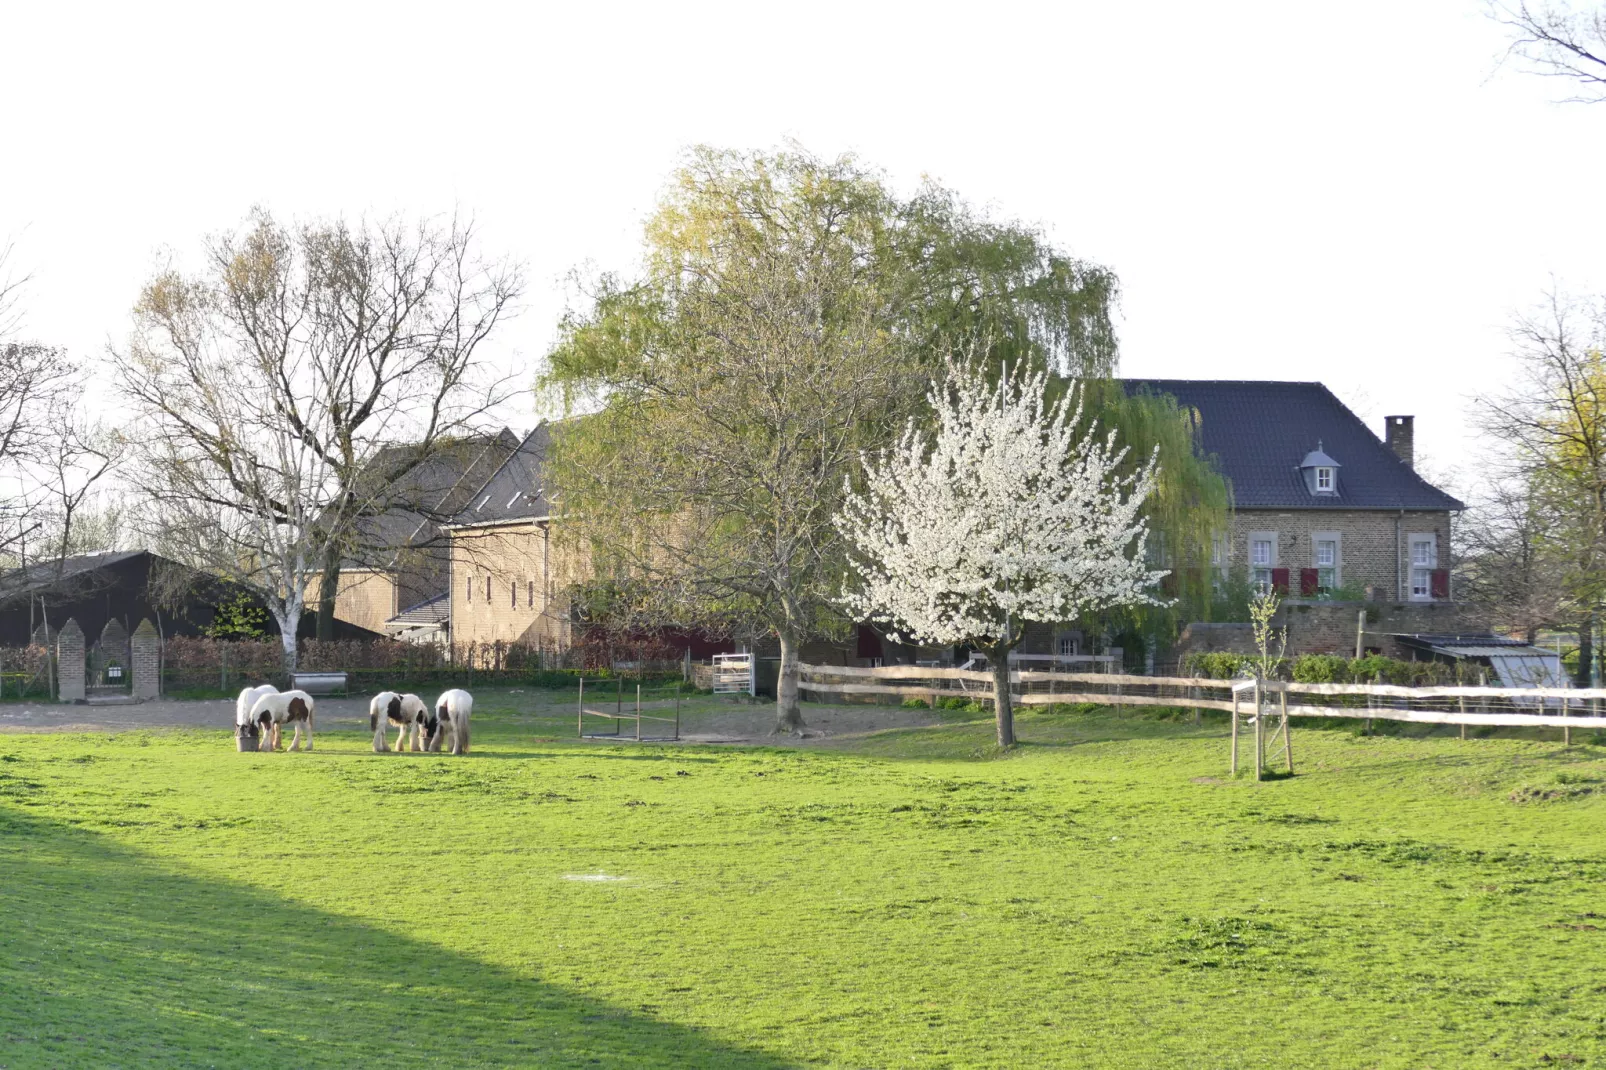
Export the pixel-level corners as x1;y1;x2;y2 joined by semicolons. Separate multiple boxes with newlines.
672;703;945;747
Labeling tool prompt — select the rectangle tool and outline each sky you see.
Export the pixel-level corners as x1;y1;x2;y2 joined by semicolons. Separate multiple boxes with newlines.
3;0;1604;498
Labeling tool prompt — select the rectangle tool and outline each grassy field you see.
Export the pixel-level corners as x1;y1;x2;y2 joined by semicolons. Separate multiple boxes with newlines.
2;693;1604;1068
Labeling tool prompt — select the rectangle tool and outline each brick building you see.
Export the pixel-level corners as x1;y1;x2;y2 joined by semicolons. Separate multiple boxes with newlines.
1123;380;1476;661
1125;380;1463;601
444;423;584;648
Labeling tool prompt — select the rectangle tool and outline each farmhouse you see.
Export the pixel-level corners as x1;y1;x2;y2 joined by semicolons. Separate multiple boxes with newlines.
1126;380;1475;660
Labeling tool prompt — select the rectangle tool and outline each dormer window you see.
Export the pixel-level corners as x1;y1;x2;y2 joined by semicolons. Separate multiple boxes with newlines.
1299;443;1341;497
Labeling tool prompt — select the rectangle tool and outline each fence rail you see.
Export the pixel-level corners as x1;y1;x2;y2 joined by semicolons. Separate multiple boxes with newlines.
797;662;1606;731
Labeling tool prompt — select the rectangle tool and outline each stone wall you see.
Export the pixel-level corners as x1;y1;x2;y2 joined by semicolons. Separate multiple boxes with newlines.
1227;509;1452;600
303;569;399;635
1176;599;1483;661
449;521;582;647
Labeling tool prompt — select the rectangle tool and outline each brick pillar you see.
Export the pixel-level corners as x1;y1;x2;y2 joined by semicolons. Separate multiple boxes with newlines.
131;619;160;700
57;618;86;703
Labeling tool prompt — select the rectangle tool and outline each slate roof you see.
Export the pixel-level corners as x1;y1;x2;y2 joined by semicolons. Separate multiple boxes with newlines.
1121;380;1465;512
448;422;556;528
343;431;520;566
387;593;451;627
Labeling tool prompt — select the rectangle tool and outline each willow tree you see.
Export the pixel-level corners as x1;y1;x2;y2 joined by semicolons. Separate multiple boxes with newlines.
542;146;1122;733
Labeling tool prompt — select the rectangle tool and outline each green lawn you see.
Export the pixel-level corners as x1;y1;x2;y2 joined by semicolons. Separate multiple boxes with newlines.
2;696;1604;1068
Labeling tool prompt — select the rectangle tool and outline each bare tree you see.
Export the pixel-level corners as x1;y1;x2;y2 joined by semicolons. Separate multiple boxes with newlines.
1491;1;1606;101
1456;475;1571;643
1476;288;1606;682
118;209;522;667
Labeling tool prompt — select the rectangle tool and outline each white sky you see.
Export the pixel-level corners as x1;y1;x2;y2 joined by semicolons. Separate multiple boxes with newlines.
3;0;1603;498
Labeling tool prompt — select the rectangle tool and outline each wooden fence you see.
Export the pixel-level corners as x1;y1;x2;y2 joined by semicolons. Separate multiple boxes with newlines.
797;662;1606;731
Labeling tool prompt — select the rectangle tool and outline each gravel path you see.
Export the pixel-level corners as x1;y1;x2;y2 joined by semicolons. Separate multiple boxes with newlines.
0;696;373;733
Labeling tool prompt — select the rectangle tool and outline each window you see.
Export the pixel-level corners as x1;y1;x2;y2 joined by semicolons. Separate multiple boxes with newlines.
1057;635;1079;657
528;580;535;608
1313;533;1340;593
484;575;491;601
1409;535;1437;599
511;581;517;609
1316;467;1334;492
1250;533;1276;593
465;575;472;603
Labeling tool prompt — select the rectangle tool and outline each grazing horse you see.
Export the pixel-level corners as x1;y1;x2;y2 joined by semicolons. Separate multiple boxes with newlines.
234;684;276;752
370;691;430;752
250;689;316;752
427;689;472;755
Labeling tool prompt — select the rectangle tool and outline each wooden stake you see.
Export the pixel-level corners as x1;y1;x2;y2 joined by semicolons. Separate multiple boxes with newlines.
578;677;584;737
1281;688;1293;774
1231;690;1239;775
636;683;642;741
1254;680;1264;782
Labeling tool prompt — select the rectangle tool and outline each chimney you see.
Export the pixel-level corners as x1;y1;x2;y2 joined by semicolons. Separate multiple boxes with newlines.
1384;415;1414;469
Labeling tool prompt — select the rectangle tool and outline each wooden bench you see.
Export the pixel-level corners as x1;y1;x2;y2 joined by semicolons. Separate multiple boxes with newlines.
290;672;349;697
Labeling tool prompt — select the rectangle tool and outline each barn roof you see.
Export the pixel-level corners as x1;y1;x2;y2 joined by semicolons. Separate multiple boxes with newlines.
1121;379;1464;512
448;422;557;529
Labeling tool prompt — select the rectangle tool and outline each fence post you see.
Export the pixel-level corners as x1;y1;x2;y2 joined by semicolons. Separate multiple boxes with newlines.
56;619;85;703
131;620;160;701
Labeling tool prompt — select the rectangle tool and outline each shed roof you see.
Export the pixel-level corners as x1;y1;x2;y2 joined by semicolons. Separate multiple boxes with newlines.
1122;380;1464;511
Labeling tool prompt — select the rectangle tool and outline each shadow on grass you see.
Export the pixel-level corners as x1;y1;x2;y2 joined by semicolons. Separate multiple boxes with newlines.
0;805;797;1069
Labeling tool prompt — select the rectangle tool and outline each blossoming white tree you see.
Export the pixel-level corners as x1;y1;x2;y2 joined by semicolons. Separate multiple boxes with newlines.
837;363;1166;747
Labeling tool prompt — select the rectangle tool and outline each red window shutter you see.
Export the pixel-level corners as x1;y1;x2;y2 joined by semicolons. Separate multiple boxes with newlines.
1299;568;1319;597
1430;568;1450;599
1271;567;1290;595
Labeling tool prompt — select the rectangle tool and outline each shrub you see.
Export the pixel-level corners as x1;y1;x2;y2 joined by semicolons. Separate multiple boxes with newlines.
900;697;930;709
936;697;971;710
1291;654;1348;684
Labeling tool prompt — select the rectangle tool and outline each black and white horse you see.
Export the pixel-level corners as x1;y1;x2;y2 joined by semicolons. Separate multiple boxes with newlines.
370;691;430;752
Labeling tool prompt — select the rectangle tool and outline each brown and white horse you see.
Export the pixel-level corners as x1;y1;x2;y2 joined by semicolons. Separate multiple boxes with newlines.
425;689;472;754
249;689;316;752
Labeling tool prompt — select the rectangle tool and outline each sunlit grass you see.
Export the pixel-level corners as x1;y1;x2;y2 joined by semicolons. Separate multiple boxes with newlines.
3;695;1604;1067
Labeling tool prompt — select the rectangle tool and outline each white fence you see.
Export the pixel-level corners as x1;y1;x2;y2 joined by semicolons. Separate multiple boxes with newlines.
797;662;1606;731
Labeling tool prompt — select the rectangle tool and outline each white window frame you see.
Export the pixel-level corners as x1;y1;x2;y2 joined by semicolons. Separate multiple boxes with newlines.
1249;530;1277;593
1408;534;1437;600
1311;531;1341;593
1315;467;1334;492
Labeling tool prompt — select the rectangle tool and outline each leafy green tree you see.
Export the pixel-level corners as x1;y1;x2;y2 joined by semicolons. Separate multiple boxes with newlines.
542;146;1123;733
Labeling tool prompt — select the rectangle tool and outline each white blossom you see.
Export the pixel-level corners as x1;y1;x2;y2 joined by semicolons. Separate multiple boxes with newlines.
837;362;1166;649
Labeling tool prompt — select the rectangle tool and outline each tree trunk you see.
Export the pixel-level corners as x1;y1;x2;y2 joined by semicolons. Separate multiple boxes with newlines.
774;628;806;735
1577;611;1595;689
315;552;341;641
275;611;299;673
987;642;1016;748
